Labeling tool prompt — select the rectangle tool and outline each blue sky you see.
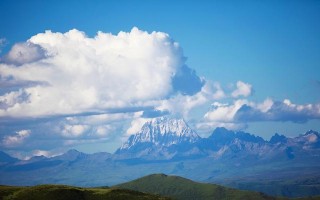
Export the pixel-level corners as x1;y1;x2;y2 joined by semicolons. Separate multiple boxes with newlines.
0;0;319;158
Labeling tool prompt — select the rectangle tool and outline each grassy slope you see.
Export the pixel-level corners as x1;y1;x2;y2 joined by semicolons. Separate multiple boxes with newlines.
0;184;170;200
115;174;278;200
1;175;319;200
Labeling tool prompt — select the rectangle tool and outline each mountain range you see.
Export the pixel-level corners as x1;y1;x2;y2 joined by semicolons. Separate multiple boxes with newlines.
1;117;320;198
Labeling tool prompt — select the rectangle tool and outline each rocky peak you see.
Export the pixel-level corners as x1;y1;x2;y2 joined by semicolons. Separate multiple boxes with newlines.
119;117;200;150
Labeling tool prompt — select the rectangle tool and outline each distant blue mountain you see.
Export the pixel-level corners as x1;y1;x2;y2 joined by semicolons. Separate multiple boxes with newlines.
51;149;87;161
269;133;287;144
0;151;18;164
0;117;319;197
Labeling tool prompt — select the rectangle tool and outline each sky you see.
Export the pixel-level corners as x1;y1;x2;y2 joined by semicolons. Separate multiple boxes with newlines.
0;0;319;158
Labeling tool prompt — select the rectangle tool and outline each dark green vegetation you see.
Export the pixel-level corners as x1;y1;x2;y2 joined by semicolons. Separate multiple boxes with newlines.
115;174;277;200
0;184;170;200
1;174;320;200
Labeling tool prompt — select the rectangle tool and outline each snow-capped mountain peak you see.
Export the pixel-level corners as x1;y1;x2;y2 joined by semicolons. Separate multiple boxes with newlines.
119;117;200;150
146;117;196;137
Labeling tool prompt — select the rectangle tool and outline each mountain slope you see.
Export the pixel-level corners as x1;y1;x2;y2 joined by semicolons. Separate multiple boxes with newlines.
115;117;202;160
0;184;171;200
118;117;200;150
115;174;275;200
0;151;19;164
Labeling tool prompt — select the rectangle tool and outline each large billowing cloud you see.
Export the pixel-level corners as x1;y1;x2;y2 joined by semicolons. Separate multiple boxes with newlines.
0;28;207;155
0;27;204;119
2;42;46;65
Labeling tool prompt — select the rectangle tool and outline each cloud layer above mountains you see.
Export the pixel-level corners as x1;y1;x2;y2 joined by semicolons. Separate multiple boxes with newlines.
197;99;320;132
0;27;319;157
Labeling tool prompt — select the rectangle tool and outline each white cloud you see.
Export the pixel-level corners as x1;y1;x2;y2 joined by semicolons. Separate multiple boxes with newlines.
212;82;226;99
155;81;226;119
126;114;150;136
204;99;249;122
81;113;132;125
200;98;320;133
58;112;134;139
0;27;198;118
0;89;29;109
3;42;46;65
32;150;57;158
256;98;274;112
196;121;247;133
231;81;252;98
95;125;114;137
2;129;31;147
62;124;88;138
235;99;320;123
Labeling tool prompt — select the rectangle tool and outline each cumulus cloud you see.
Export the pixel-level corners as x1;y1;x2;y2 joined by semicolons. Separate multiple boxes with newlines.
126;114;150;136
235;99;320;123
172;65;204;95
231;81;252;98
0;27;203;119
2;129;30;147
204;100;248;123
212;82;226;99
56;113;133;140
155;81;225;118
2;42;46;65
200;98;320;132
0;112;135;154
61;124;89;138
0;89;30;109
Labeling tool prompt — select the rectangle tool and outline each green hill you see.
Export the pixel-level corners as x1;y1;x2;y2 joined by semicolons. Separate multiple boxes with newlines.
1;176;319;200
0;184;170;200
115;173;279;200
